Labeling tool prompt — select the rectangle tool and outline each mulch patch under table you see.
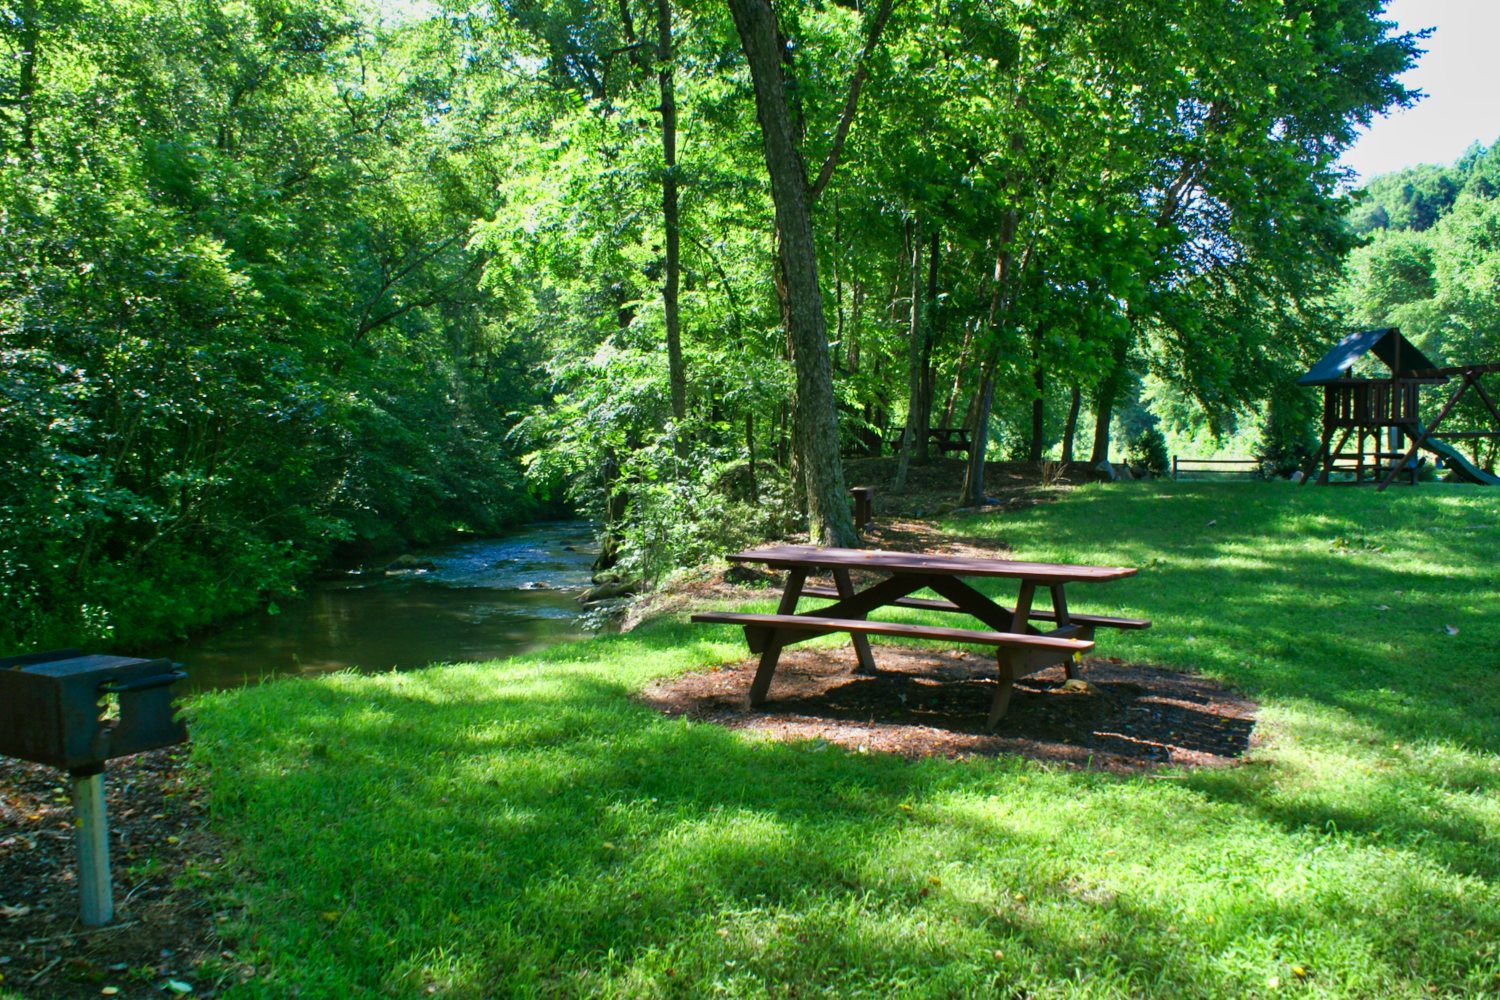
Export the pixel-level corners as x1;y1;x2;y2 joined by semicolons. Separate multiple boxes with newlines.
641;646;1258;772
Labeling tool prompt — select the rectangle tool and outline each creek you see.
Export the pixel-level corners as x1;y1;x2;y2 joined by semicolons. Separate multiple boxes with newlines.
164;521;601;693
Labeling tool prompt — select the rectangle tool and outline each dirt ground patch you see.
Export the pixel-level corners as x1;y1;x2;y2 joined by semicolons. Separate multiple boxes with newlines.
0;750;250;999
640;646;1258;772
841;456;1108;520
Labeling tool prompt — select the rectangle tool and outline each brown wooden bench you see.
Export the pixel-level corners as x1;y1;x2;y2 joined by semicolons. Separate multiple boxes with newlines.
798;586;1150;633
691;611;1094;729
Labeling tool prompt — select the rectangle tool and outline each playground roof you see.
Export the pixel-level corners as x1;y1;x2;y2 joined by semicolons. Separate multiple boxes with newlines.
1297;327;1441;386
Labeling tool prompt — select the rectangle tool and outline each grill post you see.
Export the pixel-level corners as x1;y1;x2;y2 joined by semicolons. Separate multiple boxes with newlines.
71;771;113;926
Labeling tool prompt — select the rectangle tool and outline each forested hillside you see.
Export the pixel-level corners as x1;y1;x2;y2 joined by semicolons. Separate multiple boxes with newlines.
0;1;552;648
1341;137;1500;468
1;0;1418;649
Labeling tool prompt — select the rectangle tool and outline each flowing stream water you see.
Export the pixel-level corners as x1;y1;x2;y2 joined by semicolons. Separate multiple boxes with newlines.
163;521;601;693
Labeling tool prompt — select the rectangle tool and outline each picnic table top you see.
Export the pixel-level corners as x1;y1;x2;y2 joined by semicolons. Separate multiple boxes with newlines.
727;545;1136;583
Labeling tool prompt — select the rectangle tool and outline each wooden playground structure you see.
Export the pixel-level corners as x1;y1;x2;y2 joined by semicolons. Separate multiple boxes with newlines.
1298;327;1500;491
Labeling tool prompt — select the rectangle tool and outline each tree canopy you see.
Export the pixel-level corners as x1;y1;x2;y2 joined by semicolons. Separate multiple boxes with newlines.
0;0;1423;648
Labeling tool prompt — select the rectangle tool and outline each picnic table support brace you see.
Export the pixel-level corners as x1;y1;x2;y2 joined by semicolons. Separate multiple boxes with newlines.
748;568;806;707
923;575;1093;646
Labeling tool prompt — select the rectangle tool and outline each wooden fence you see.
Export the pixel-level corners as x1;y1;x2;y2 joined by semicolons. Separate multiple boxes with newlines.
1171;457;1261;480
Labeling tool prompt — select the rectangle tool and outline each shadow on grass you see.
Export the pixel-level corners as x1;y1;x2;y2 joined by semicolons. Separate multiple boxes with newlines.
192;643;1500;996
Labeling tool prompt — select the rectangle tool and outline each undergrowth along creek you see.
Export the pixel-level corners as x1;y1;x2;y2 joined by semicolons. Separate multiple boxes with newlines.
172;483;1498;997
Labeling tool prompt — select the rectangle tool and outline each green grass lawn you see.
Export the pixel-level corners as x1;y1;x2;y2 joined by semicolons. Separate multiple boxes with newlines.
178;483;1499;997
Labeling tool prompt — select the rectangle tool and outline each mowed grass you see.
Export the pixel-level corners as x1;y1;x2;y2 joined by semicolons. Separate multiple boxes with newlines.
184;483;1500;998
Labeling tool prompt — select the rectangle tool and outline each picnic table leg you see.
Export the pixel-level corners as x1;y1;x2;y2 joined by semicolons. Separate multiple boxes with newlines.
748;568;807;707
982;582;1036;728
833;567;879;676
1049;584;1076;680
988;651;1015;730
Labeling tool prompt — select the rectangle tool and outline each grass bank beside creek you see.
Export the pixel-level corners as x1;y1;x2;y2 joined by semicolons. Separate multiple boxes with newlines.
178;482;1499;997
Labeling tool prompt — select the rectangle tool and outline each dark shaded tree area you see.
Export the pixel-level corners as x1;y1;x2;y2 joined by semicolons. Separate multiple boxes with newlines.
0;1;548;648
1;0;1421;648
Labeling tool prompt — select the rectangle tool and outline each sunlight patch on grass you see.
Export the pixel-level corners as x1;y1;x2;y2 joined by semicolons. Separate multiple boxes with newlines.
184;482;1500;997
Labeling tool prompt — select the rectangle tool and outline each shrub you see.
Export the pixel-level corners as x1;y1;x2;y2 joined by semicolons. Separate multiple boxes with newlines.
1126;426;1170;478
1256;390;1320;478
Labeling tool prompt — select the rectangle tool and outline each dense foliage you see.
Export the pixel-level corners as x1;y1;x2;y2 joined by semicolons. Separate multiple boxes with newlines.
0;1;547;648
1340;136;1500;471
1;0;1423;647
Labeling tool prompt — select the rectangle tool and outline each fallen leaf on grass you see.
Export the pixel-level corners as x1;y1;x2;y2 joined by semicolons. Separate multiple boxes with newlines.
164;980;194;996
0;905;30;919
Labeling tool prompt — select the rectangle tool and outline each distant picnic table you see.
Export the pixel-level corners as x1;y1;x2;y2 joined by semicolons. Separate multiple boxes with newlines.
883;426;973;456
693;546;1149;729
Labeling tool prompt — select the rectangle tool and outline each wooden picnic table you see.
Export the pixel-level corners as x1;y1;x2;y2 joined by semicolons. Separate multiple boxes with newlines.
692;545;1148;729
882;426;973;456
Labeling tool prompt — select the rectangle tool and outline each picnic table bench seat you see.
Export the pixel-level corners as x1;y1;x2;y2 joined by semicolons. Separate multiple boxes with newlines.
796;585;1150;631
690;611;1094;653
691;610;1094;727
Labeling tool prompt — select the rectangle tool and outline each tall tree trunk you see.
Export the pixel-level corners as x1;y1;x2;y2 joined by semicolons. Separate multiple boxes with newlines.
745;411;758;504
1060;383;1082;464
960;202;1022;506
18;0;39;152
1032;332;1044;464
918;227;940;448
728;0;875;546
961;366;997;507
893;216;923;490
1089;329;1133;464
942;320;976;426
657;0;687;449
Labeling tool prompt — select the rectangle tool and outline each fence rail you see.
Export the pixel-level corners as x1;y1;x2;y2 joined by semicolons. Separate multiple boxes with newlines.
1172;456;1261;480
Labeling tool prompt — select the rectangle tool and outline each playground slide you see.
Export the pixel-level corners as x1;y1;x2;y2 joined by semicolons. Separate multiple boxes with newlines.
1414;424;1500;485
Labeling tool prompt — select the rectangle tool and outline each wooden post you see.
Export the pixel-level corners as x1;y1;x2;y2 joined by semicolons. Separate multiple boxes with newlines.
70;771;112;926
850;486;874;533
1378;372;1473;492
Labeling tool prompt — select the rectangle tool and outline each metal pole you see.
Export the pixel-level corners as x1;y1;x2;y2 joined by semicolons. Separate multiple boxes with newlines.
70;771;112;926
